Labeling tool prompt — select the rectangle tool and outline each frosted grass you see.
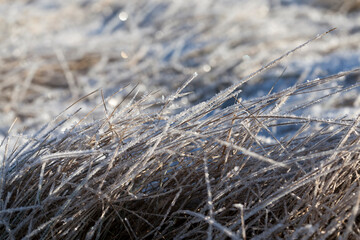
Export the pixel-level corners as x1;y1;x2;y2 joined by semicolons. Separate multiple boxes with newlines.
1;0;360;239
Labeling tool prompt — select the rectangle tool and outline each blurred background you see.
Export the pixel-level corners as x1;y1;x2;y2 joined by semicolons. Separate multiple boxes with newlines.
1;0;360;138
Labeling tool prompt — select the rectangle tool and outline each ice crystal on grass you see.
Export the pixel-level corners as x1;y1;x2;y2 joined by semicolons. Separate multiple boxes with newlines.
2;0;360;239
1;36;360;238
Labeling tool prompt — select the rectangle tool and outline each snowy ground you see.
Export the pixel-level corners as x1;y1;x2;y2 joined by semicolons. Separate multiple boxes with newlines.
1;0;360;139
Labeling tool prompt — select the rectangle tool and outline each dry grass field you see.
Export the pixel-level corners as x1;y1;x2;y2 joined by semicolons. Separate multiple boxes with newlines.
1;0;360;239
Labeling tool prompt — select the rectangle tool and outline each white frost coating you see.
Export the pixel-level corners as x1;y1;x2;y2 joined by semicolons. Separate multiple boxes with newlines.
1;1;360;239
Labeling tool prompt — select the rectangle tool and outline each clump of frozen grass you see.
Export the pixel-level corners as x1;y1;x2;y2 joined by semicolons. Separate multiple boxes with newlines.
1;33;360;239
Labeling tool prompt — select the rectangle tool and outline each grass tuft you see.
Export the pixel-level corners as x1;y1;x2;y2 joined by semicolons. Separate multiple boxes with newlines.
1;34;360;239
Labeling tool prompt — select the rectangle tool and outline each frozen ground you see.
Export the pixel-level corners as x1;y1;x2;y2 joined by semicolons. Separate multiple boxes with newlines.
1;0;360;138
